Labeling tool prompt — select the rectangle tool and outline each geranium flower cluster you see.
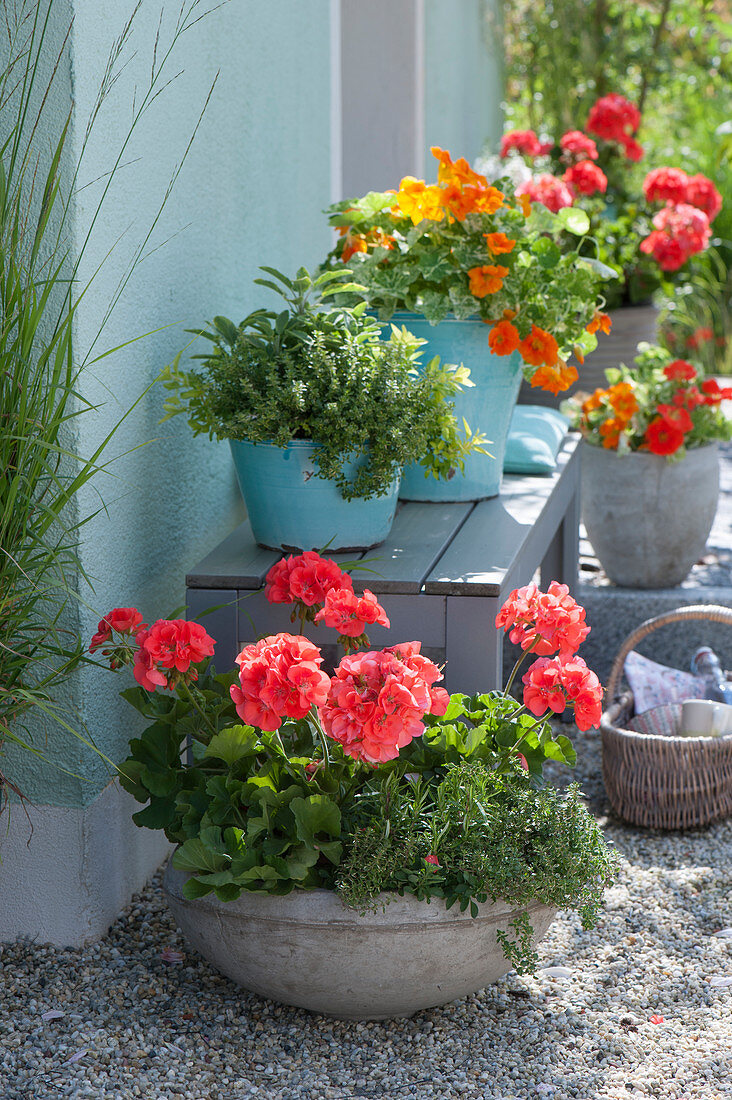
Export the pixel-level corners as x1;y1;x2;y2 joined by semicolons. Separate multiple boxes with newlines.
572;348;732;456
495;581;590;656
585;94;643;161
90;608;215;690
264;551;390;651
640;201;713;272
231;633;331;731
495;583;601;731
314;587;390;649
265;550;352;624
320;642;450;764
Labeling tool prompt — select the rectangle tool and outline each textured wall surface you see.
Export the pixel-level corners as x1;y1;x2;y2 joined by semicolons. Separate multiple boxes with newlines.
423;0;503;166
8;0;333;805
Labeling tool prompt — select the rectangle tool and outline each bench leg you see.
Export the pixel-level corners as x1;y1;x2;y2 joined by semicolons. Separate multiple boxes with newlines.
540;485;580;595
445;596;503;695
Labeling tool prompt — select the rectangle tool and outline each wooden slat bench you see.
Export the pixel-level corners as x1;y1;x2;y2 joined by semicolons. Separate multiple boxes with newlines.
186;433;580;694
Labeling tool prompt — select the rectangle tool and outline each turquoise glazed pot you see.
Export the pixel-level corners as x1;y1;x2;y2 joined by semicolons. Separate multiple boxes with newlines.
229;440;400;552
392;313;523;501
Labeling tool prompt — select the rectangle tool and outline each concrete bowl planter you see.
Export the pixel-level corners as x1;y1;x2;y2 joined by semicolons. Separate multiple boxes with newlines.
581;440;720;588
163;863;556;1020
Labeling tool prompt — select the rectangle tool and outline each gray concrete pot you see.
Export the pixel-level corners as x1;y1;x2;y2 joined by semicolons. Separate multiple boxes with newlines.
163;862;556;1019
581;441;720;588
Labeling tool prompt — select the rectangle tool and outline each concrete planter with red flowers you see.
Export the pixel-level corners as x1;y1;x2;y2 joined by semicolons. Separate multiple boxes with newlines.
163;862;556;1020
580;440;720;588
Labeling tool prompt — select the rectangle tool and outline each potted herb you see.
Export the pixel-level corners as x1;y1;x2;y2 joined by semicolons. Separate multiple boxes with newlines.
94;557;614;1020
567;345;732;587
322;146;607;501
161;268;486;550
498;94;722;400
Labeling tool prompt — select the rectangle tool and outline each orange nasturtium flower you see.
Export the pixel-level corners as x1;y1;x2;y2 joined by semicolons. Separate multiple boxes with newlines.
484;232;516;256
439;181;473;221
465;184;504;215
518;193;532;217
395;177;445;224
587;311;612;335
431;145;487;189
340;231;368;262
530;361;578;395
607;381;638;421
488;320;520;356
582;388;605;414
599;417;623;449
519;324;559;367
468;265;509;298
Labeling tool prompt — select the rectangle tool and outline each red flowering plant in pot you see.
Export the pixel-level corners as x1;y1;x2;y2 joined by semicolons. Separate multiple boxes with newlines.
92;556;613;1011
498;93;722;310
567;344;732;588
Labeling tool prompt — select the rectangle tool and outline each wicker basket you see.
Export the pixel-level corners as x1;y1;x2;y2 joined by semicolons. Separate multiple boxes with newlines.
601;605;732;830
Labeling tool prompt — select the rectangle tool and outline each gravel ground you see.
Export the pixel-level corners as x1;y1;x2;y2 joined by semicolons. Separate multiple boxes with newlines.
2;731;731;1100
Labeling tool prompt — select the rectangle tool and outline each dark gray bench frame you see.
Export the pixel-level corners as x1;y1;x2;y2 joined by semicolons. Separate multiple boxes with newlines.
186;434;580;694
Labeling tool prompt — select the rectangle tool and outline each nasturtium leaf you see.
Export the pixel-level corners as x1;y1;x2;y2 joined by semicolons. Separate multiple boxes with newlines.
418;289;450;324
555;207;590;236
531;237;561;269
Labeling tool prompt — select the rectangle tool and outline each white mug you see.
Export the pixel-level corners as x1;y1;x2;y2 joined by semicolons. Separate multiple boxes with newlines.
680;699;732;738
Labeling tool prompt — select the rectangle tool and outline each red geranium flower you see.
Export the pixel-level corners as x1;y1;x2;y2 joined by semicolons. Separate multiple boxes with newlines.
522;653;602;731
500;129;548;158
495;581;590;656
517;174;573;214
559;130;598;161
643;167;689;205
564;160;608;196
684;174;722;221
314;587;390;638
265;551;352;608
230;632;331;731
133;619;216;691
320;643;447;764
89;607;146;652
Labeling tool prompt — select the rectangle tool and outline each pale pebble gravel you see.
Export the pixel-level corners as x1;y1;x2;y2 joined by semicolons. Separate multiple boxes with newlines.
2;730;731;1100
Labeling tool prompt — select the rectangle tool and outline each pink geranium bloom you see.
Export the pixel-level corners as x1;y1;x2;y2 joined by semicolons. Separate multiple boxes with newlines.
314;587;390;637
231;632;330;730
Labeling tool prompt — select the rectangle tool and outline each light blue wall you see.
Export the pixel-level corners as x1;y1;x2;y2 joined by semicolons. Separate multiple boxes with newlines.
423;0;503;171
10;0;333;805
8;0;504;808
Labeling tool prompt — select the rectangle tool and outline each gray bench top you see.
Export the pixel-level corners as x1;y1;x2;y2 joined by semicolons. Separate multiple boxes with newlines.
187;434;580;598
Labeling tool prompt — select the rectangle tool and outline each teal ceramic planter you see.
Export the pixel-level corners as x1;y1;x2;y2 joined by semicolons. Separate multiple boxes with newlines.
229;440;400;552
391;313;523;501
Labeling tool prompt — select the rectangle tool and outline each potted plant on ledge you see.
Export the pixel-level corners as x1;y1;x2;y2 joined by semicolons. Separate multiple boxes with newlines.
568;344;732;588
93;558;615;1020
161;268;487;550
322;146;607;501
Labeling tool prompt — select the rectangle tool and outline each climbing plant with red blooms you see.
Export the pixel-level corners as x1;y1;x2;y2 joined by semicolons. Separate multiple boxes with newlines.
568;344;732;457
323;145;607;395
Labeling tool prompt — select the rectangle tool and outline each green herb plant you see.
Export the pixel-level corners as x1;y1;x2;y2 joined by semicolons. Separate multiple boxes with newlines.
160;267;489;499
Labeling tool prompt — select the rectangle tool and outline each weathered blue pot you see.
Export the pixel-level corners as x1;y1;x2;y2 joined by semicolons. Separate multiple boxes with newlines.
392;313;523;501
229;439;400;552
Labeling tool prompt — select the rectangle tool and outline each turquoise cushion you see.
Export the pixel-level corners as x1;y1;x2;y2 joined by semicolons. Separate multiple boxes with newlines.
503;406;569;475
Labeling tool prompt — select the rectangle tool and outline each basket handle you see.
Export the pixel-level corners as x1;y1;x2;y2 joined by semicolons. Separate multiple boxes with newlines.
605;604;732;703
